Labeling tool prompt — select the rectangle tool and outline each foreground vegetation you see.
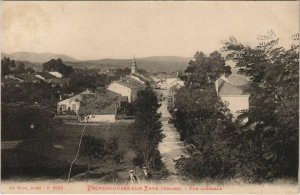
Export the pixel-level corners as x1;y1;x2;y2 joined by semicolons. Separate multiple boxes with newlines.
2;123;134;181
130;83;168;178
172;38;298;182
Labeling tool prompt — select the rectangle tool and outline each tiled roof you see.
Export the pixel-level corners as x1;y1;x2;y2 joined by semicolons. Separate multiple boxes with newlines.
78;90;120;115
35;72;56;79
14;73;41;82
115;81;143;89
2;78;20;85
220;74;249;86
217;74;249;96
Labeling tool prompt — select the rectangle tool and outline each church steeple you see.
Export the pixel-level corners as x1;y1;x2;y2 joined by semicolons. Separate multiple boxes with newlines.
131;57;137;74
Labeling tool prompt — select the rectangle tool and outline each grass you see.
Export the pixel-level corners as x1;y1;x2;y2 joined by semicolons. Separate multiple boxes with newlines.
2;123;136;181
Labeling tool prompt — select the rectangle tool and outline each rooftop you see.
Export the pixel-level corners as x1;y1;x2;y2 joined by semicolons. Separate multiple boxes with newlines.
35;72;56;79
2;78;21;85
78;90;120;115
217;74;249;96
115;80;143;89
14;73;42;82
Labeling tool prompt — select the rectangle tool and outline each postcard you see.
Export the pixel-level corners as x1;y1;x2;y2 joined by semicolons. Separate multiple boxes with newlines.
1;1;299;194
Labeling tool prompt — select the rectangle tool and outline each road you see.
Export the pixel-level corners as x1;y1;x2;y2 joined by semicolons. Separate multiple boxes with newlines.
157;89;189;181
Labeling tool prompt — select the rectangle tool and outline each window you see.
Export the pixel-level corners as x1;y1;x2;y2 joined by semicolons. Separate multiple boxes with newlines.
72;104;76;111
61;104;67;110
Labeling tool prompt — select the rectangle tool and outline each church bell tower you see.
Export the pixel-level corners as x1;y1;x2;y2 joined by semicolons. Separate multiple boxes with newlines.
131;57;137;74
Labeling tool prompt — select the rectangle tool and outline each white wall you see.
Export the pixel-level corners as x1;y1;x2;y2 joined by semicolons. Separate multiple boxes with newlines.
220;95;249;117
166;78;178;87
57;95;82;113
166;78;184;89
108;83;133;102
80;114;116;123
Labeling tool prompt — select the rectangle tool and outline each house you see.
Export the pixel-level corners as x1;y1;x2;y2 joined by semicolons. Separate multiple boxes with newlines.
57;89;92;114
1;77;22;87
49;71;63;78
50;78;71;87
57;89;121;122
34;72;57;81
126;74;145;85
7;73;42;84
34;72;70;87
107;81;143;103
166;78;184;89
125;57;147;85
215;74;250;118
107;57;146;103
78;91;120;123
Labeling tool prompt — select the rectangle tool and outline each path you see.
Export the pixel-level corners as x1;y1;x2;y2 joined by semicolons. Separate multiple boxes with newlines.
157;88;189;181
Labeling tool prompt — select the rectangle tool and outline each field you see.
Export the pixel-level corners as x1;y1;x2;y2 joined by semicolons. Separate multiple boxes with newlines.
1;123;136;182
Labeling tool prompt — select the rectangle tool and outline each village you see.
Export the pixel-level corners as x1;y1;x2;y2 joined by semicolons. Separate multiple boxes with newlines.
1;1;299;194
1;48;257;182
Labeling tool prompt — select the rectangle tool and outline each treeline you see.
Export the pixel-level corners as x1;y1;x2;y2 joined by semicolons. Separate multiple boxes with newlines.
130;83;166;173
172;39;298;182
2;104;59;141
1;57;35;76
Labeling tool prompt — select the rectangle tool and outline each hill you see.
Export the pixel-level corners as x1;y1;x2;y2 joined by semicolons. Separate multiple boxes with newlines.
67;56;191;73
2;52;191;73
1;52;77;63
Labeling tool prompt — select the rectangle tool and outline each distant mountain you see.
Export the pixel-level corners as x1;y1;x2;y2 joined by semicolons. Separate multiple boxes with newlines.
1;52;77;63
68;56;192;73
139;56;191;62
1;52;191;73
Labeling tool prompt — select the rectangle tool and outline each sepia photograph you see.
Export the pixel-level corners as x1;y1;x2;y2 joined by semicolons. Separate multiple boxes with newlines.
1;1;299;194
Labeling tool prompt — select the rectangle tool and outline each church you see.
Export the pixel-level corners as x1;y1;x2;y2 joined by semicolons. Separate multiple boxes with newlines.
107;57;146;103
125;57;147;85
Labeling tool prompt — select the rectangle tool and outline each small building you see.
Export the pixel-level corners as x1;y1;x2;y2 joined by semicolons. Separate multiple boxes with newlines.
107;81;144;103
57;89;121;123
1;77;22;87
78;91;120;123
34;72;70;87
50;78;71;87
215;74;250;118
34;72;57;82
7;73;42;84
166;78;184;89
57;89;92;114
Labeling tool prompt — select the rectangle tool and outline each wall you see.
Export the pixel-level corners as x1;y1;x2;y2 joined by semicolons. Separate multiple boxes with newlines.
80;114;116;123
108;83;132;102
220;95;249;117
57;95;81;114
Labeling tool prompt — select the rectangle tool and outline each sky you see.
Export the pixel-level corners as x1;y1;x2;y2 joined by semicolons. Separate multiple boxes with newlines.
1;1;299;60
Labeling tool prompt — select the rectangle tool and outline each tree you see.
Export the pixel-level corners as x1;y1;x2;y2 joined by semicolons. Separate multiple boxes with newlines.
26;67;35;74
131;84;164;169
1;57;15;76
16;62;26;72
80;135;106;172
2;104;59;141
42;58;74;77
113;68;131;80
173;50;235;181
222;37;299;180
105;138;124;182
184;51;231;90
